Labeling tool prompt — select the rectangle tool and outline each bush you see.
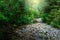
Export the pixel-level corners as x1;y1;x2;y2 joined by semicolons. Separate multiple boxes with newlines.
42;0;60;29
0;0;35;28
0;0;35;39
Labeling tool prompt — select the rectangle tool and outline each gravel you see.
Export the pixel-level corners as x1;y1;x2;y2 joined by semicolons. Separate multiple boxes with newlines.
15;18;60;40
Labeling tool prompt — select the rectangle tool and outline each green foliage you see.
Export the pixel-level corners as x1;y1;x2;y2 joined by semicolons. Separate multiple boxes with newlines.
0;0;35;28
0;0;35;38
42;0;60;29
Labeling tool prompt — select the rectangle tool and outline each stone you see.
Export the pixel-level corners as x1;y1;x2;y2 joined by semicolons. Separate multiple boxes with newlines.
14;18;60;40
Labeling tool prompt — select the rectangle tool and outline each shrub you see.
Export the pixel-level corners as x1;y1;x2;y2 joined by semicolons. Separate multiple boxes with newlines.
0;0;35;28
42;0;60;29
0;0;35;39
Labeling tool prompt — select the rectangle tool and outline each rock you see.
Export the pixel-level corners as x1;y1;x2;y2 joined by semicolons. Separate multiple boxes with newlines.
14;23;60;40
34;18;43;23
14;18;60;40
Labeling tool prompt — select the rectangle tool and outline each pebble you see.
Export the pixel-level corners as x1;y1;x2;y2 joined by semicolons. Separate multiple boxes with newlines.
15;18;60;40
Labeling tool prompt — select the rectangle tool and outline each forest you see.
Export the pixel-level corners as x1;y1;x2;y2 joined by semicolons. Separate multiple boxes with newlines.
0;0;60;40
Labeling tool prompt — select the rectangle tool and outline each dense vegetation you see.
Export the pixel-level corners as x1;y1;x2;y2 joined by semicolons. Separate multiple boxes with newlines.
0;0;35;40
0;0;34;27
42;0;60;29
0;0;60;40
0;0;44;39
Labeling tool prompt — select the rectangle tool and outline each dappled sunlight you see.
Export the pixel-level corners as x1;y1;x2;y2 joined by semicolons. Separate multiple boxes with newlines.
0;0;60;40
30;0;39;9
25;0;47;18
25;0;47;11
